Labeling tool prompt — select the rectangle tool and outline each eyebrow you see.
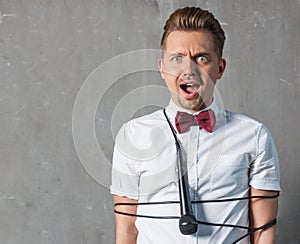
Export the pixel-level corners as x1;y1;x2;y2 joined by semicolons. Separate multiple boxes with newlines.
166;51;211;59
192;52;211;58
164;52;185;57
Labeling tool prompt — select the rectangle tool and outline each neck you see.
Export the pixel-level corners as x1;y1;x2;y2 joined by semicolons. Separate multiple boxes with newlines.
174;98;213;113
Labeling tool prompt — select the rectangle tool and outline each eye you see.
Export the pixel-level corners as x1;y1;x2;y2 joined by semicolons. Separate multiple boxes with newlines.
196;56;209;64
171;56;183;62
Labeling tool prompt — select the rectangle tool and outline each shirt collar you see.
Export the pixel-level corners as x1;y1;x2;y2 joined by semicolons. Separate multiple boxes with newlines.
166;99;219;119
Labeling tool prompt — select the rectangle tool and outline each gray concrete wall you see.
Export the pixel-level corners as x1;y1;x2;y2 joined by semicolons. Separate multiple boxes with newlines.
0;0;299;243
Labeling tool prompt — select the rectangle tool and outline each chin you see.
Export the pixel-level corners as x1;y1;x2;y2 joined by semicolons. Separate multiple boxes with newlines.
178;98;204;112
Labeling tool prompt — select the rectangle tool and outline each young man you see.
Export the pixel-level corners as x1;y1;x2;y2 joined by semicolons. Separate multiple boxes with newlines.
111;7;280;244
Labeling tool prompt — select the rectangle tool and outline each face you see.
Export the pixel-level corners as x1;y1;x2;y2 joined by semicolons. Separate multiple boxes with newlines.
159;30;226;112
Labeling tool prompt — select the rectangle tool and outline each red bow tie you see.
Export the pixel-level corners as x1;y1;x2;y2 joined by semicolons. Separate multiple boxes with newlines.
175;109;216;134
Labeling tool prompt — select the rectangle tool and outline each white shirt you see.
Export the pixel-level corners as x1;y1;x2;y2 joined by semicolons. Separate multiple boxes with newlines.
110;100;280;244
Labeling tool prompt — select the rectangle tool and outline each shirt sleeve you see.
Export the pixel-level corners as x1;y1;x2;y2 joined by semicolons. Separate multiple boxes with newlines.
249;124;281;191
110;123;140;200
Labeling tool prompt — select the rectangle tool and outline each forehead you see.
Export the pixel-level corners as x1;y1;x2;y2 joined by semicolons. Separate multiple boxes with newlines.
164;30;215;55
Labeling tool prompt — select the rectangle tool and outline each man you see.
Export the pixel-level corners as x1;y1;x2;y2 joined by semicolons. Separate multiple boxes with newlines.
110;7;280;244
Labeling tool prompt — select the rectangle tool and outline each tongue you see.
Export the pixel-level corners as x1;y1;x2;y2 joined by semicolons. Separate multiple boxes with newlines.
180;84;199;96
186;86;197;94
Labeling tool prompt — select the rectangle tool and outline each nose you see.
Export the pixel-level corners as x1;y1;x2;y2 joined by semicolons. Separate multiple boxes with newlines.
181;57;197;79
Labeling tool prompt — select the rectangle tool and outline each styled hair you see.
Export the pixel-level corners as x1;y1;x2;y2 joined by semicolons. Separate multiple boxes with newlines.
161;7;226;58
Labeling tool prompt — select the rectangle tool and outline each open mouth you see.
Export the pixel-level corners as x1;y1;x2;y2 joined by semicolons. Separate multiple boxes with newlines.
179;83;200;94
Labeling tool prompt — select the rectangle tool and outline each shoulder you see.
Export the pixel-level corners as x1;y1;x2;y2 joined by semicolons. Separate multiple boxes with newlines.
221;109;268;132
124;109;165;130
221;109;274;141
116;109;166;144
130;109;165;123
115;109;169;158
224;110;263;127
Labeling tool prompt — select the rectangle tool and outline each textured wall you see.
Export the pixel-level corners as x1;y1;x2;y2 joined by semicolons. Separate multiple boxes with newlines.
0;0;299;243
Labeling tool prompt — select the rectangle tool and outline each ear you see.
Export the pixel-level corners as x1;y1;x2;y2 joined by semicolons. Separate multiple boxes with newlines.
217;58;226;79
158;58;165;80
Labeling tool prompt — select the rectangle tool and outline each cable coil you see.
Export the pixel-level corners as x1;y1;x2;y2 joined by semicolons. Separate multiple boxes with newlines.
114;193;279;243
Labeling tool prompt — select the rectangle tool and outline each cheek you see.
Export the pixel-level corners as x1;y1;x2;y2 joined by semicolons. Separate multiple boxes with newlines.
200;66;218;83
164;74;177;88
162;62;182;77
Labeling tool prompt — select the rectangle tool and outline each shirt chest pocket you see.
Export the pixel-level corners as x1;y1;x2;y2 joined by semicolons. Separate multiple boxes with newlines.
210;154;250;196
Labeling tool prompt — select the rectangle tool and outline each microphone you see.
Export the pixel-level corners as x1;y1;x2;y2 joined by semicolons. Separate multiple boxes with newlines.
176;144;198;235
162;108;197;235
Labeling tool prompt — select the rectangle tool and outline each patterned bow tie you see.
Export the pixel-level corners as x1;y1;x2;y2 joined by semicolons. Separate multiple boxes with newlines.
175;109;216;134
